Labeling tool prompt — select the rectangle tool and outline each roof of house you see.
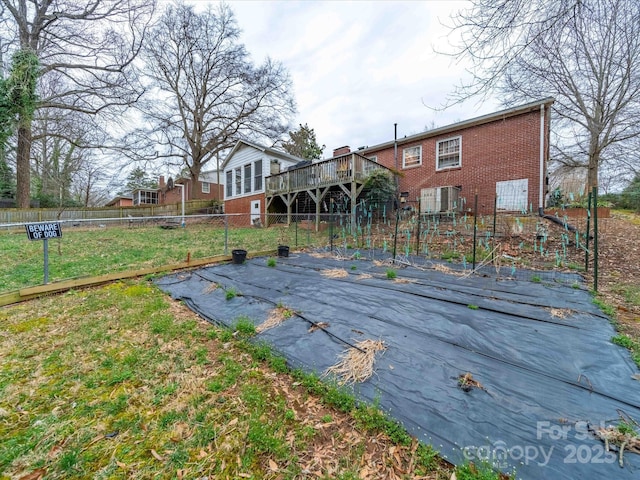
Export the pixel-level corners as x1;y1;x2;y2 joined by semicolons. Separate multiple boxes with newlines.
105;196;133;207
360;97;555;154
221;139;305;169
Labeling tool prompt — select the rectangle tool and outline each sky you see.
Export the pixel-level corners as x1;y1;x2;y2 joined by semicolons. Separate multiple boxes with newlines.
207;0;501;158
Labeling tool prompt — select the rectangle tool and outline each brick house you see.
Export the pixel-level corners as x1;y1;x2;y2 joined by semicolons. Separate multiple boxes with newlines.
359;98;554;214
105;196;133;207
223;140;307;225
158;170;223;205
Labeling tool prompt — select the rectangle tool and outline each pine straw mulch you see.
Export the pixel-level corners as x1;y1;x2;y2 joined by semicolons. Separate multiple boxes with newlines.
547;307;574;319
325;339;387;385
457;372;485;393
256;305;295;333
321;268;349;278
593;426;640;467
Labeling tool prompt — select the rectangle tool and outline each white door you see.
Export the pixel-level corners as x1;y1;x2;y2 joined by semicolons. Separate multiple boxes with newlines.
251;200;261;223
496;179;528;211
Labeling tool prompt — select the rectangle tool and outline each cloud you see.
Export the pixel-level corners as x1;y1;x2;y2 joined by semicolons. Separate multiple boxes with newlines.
221;0;501;157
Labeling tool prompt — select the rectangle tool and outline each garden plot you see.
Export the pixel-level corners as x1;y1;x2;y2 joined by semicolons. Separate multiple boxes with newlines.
155;250;640;480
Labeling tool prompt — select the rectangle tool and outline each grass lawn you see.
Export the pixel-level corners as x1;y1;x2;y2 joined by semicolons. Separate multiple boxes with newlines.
0;280;453;480
0;223;324;293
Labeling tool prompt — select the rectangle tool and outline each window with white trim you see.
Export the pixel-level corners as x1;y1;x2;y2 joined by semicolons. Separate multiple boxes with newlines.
226;171;232;197
436;136;461;170
402;146;422;168
235;168;242;196
254;159;263;191
201;181;210;194
244;164;252;193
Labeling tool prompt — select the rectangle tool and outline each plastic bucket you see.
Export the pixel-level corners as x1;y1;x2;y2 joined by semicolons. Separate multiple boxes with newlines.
231;249;247;264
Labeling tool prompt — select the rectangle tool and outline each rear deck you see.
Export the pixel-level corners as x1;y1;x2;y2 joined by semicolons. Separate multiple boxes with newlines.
265;152;393;227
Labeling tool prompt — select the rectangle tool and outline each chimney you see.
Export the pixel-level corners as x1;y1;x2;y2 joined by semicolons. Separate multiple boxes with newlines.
333;146;351;157
159;176;166;188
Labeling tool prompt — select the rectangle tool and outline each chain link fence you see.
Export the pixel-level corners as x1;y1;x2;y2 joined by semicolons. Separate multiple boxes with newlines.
1;191;602;293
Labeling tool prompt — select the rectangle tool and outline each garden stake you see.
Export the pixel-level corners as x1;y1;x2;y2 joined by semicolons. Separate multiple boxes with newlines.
472;193;478;271
585;191;591;272
593;186;598;292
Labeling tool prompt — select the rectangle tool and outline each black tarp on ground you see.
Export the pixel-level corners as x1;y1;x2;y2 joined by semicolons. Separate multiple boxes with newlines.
155;250;640;480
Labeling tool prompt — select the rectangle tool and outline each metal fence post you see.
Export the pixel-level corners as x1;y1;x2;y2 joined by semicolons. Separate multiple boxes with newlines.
472;193;478;271
415;197;422;255
593;186;598;292
392;201;399;262
224;215;228;255
329;199;334;252
492;196;497;262
585;192;592;272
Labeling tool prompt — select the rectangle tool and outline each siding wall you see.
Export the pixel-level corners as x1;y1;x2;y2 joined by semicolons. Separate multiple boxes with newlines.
223;144;299;215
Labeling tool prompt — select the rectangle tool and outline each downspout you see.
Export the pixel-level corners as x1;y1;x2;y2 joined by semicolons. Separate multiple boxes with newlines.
394;123;399;196
538;103;545;216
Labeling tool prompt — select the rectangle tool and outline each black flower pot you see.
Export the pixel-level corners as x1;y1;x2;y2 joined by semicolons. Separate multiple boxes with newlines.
232;249;247;264
277;245;289;257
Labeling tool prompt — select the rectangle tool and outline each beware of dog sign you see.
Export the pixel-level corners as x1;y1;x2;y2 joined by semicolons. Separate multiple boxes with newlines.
24;222;63;284
25;222;62;241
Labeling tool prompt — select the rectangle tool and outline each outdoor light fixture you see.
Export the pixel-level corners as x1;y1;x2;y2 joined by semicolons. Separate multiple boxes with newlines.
400;191;409;203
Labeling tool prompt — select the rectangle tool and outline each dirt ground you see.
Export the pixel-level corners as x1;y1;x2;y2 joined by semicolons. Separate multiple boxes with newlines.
588;212;640;338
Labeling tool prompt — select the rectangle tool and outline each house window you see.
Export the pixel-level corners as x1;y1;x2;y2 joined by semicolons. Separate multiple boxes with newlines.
226;170;232;197
201;181;210;194
244;164;252;193
437;136;461;170
403;146;422;168
365;155;378;174
135;190;158;205
235;168;242;195
254;159;263;191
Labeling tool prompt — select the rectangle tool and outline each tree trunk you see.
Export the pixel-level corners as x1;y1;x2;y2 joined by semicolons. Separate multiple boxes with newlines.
190;161;202;200
586;138;600;195
16;125;32;208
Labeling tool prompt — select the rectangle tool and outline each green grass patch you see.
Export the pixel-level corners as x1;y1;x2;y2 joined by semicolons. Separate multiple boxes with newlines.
593;296;616;318
0;278;449;479
0;224;326;293
611;283;640;306
612;334;640;367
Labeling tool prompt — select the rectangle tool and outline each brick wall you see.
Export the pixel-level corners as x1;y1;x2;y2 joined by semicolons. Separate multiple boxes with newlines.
368;110;549;214
225;193;264;226
161;180;223;205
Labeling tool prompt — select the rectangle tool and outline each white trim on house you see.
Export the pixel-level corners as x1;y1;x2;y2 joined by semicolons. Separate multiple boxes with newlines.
360;98;554;154
435;136;462;171
402;145;422;169
223;140;304;202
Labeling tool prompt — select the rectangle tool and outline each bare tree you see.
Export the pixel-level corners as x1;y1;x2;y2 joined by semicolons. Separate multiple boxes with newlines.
446;0;640;194
141;3;295;197
0;0;155;208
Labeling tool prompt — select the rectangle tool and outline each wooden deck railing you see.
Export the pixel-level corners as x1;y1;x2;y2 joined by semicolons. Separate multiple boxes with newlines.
266;153;389;195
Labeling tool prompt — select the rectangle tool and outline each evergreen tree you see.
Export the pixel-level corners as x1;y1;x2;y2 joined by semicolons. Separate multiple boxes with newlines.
0;156;15;198
282;123;325;160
